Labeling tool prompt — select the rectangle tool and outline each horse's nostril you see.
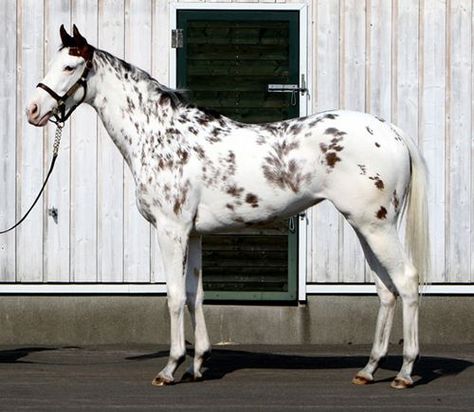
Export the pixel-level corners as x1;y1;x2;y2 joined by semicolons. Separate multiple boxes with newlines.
27;103;40;120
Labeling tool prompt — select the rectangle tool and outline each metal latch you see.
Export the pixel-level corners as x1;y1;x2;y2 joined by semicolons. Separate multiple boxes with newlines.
268;84;301;92
171;29;184;48
267;75;308;106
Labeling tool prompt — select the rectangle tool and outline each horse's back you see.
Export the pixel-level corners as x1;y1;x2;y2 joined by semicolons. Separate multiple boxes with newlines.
193;110;412;232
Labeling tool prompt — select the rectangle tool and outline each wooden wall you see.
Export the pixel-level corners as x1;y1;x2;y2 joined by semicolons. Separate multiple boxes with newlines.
308;0;473;284
0;0;167;283
0;0;472;285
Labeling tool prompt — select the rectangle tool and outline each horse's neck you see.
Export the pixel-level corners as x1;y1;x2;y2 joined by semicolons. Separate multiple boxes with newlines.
87;51;172;171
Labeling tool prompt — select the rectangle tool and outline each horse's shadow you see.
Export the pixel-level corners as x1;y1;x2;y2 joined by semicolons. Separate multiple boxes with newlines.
2;346;470;387
126;347;473;387
0;347;58;364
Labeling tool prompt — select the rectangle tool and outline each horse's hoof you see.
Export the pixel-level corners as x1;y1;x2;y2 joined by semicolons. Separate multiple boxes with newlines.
352;374;374;385
390;377;413;389
152;375;174;387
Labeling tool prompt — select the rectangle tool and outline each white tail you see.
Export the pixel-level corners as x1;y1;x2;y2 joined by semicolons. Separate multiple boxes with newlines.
399;132;430;287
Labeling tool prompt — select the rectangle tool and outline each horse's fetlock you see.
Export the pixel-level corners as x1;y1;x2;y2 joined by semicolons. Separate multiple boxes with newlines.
403;349;418;363
201;349;212;361
176;354;186;367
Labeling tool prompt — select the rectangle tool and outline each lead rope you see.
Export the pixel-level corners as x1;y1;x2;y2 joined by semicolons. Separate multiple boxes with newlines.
0;122;63;235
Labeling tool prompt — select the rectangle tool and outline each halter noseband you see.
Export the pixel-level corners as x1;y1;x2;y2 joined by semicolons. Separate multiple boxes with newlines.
36;55;93;125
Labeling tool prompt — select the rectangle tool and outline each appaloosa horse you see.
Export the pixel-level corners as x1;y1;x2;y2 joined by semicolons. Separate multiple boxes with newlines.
26;25;429;389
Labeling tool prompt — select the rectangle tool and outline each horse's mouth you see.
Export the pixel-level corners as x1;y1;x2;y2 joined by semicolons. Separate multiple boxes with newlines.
29;111;52;127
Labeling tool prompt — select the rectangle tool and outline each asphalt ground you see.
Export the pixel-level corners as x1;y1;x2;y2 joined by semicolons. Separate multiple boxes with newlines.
0;344;473;411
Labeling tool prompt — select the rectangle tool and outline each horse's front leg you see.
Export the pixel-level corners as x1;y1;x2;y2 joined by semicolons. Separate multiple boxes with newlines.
152;224;190;386
182;235;211;381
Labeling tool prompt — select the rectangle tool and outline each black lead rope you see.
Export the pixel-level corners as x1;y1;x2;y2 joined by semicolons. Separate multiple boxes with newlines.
0;122;63;235
1;56;92;234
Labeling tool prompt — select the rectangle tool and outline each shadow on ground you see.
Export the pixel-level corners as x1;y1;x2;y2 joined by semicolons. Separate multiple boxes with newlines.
1;346;471;388
0;347;58;364
0;346;82;364
126;347;473;387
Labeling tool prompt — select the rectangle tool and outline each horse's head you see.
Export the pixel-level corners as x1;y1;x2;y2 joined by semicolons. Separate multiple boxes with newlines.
26;25;94;126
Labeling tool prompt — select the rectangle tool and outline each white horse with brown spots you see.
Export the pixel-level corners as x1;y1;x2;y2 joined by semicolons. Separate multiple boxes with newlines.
26;26;429;389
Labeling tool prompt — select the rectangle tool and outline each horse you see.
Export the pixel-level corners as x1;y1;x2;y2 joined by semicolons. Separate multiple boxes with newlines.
26;25;429;389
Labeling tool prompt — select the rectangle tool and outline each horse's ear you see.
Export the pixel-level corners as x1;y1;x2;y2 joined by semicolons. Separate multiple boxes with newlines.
60;24;75;47
72;24;88;47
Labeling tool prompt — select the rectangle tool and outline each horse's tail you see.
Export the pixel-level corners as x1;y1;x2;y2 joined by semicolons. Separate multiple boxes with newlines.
398;129;430;288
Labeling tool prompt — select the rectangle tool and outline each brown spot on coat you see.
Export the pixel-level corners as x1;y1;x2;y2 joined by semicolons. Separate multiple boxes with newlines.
325;152;341;168
262;154;310;193
376;206;387;219
288;123;302;135
173;184;190;216
369;175;384;190
392;190;400;210
226;185;244;198
320;131;345;170
325;127;346;137
330;138;344;152
176;148;189;165
245;193;259;208
193;145;206;159
197;115;210;126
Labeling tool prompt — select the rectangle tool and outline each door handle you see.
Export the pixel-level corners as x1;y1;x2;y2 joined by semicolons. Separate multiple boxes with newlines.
267;79;308;106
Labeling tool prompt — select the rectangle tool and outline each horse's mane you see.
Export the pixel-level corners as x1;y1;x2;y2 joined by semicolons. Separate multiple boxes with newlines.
94;48;188;108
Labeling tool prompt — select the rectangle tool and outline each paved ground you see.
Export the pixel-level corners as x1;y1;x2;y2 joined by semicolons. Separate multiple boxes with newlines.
0;344;473;411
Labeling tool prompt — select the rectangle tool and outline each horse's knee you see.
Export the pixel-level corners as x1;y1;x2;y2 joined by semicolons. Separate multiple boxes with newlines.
167;295;186;316
378;288;397;307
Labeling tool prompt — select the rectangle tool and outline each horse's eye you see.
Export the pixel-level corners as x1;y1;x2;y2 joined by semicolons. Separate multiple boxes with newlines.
64;65;75;72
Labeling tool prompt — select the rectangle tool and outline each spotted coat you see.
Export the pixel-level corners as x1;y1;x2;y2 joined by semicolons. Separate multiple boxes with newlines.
68;50;411;233
28;27;429;389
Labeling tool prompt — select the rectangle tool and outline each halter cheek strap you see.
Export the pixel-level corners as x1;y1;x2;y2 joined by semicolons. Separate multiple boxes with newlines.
36;59;93;125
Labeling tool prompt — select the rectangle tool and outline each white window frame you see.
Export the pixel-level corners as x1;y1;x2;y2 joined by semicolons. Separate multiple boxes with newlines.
306;284;474;295
0;284;473;295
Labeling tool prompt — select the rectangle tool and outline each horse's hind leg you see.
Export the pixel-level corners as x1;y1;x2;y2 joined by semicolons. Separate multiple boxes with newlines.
353;223;419;389
352;231;397;385
182;235;211;382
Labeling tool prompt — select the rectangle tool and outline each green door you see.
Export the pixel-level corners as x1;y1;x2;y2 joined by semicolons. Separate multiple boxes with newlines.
176;10;300;301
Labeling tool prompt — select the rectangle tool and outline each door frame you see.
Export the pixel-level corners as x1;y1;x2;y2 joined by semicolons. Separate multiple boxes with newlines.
169;2;311;301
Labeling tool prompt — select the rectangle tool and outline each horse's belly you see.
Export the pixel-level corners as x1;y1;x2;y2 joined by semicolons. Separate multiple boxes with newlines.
193;190;318;234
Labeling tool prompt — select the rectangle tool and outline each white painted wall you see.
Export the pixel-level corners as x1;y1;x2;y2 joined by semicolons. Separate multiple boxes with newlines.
0;0;472;288
306;0;473;285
